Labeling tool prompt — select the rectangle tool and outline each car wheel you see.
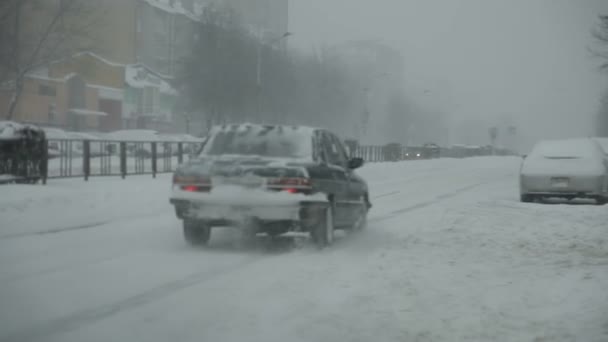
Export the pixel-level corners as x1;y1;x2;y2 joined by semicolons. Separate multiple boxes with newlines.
311;204;334;249
351;204;368;231
183;219;211;246
596;197;607;205
520;194;534;203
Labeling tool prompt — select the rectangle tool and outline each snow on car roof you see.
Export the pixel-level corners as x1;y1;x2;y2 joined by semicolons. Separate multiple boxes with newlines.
203;123;316;160
530;138;604;159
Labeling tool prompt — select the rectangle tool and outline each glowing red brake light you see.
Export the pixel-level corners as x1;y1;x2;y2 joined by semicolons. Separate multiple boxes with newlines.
173;174;212;192
182;185;199;192
267;177;311;194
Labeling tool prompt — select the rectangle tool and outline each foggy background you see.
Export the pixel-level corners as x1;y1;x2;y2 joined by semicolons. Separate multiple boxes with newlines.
291;0;608;151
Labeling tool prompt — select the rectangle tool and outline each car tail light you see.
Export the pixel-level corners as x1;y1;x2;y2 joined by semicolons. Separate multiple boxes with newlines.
267;177;311;194
173;174;212;192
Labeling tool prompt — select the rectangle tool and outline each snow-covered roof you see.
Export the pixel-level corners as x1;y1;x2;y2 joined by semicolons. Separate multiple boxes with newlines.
69;108;108;117
70;51;127;68
0;121;44;140
125;64;176;95
143;0;202;21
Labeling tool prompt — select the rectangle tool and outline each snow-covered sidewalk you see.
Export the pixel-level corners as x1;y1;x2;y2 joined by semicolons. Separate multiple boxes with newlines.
0;157;606;342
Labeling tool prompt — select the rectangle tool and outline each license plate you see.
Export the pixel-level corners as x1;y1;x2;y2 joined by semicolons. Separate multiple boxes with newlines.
551;177;569;188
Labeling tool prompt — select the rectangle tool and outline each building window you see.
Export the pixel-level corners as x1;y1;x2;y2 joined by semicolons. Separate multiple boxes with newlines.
38;84;56;97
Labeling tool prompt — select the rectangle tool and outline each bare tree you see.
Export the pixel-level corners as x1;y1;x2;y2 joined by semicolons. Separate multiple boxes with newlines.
0;0;98;120
593;15;608;135
177;5;258;125
178;6;364;133
592;15;608;69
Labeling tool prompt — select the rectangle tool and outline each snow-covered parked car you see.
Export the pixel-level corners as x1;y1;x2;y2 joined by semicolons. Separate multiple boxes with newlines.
169;123;370;248
520;138;608;204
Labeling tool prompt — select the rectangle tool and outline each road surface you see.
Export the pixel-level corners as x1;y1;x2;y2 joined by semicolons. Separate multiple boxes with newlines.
1;157;607;342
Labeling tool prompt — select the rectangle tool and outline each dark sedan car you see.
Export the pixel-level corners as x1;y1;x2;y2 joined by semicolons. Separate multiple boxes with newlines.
170;124;370;248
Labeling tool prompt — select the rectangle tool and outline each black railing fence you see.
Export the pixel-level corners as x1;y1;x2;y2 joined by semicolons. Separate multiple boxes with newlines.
46;139;202;180
2;138;515;184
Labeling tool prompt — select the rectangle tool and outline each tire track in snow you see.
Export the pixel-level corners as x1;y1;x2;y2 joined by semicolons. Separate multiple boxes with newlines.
0;221;110;240
369;181;487;224
1;160;468;241
0;211;168;241
2;180;492;342
1;256;265;342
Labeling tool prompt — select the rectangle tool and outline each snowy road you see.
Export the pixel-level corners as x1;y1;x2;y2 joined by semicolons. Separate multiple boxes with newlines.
1;157;607;342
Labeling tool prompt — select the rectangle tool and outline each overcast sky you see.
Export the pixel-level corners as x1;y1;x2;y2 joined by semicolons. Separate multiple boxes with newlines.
289;0;608;148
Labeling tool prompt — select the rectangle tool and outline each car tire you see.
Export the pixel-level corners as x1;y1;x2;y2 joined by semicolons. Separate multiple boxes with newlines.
311;204;334;249
183;219;211;246
520;194;534;203
596;197;607;206
351;204;368;231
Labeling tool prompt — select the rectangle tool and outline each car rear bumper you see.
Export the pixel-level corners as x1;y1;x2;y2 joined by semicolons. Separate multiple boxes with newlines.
521;191;605;198
520;174;607;197
170;198;329;229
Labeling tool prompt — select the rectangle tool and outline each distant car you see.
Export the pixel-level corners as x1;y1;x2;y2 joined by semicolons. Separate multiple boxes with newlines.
403;146;425;159
520;138;608;204
169;124;370;248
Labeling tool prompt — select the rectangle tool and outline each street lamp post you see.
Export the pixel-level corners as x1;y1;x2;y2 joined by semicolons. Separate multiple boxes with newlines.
256;32;292;119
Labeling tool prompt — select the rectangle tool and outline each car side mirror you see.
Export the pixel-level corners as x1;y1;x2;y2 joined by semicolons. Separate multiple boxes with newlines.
522;154;527;159
348;157;364;169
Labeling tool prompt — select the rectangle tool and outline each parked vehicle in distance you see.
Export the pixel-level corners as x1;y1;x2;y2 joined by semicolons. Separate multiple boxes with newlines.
520;138;608;204
403;146;426;159
169;124;370;248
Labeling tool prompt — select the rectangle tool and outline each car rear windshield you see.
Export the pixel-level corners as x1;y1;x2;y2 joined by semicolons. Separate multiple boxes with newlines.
531;140;598;159
201;125;312;159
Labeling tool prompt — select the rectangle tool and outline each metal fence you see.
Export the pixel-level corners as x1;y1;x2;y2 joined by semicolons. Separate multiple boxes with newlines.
47;139;202;180
41;140;514;181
